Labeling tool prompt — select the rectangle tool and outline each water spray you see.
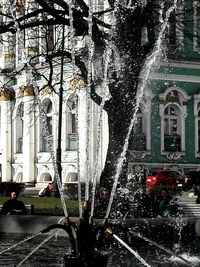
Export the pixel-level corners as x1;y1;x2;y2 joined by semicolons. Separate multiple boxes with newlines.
129;230;194;266
105;228;152;267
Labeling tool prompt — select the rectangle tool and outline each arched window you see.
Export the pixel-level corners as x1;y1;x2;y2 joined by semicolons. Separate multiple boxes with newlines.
16;103;23;153
66;172;78;183
66;95;77;151
40;99;53;152
15;172;23;182
40;172;52;181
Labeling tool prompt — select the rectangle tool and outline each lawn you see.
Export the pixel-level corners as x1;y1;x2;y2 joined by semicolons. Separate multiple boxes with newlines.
0;196;79;216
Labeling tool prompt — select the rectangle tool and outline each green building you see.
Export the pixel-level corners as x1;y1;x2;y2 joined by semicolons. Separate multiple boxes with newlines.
128;1;200;176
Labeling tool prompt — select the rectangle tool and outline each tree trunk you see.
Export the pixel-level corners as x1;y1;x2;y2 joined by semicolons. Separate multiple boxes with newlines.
100;96;136;189
99;1;157;188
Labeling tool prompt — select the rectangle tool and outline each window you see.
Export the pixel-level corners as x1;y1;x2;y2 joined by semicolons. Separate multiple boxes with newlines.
164;105;179;135
164;0;184;53
196;7;200;48
66;172;78;183
40;172;52;181
167;11;177;46
194;1;200;51
40;99;53;152
66;96;77;151
39;19;54;56
129;107;146;151
15;172;23;182
48;25;54;51
159;87;190;156
164;105;181;152
16;103;23;153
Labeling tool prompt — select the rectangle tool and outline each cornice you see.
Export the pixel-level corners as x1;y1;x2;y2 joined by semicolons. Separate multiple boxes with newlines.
150;72;200;83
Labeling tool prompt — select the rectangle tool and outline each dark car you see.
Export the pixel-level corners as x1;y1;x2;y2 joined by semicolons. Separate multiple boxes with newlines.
146;170;184;188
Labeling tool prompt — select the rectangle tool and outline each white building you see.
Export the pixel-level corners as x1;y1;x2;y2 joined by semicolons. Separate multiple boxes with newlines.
0;0;109;188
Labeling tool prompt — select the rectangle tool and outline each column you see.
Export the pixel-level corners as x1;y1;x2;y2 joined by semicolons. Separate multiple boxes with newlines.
0;90;12;182
22;91;35;186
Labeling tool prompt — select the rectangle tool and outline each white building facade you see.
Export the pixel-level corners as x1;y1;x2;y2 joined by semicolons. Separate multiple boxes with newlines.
0;0;109;188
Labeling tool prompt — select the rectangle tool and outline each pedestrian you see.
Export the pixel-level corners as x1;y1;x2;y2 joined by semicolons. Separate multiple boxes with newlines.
135;186;158;218
94;187;110;218
1;191;27;215
158;189;171;218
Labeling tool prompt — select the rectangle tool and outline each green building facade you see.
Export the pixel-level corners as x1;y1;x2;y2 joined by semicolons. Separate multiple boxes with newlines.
128;0;200;175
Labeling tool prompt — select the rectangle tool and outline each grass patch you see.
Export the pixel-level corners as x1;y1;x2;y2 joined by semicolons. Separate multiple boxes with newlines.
0;196;79;216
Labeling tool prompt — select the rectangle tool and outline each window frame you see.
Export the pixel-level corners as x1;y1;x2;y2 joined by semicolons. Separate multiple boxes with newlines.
159;87;190;156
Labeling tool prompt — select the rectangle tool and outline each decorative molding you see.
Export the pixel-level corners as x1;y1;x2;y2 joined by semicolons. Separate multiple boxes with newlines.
159;86;191;102
40;85;53;95
16;0;26;12
130;150;150;160
68;74;86;90
62;151;77;162
129;162;200;170
150;72;200;83
18;85;35;97
165;152;184;161
2;53;15;59
162;60;200;69
0;89;14;101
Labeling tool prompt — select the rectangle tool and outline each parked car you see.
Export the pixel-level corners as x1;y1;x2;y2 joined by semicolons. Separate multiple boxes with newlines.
146;170;184;188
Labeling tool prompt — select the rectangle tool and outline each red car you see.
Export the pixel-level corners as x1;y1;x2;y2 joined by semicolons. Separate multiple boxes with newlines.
146;170;184;187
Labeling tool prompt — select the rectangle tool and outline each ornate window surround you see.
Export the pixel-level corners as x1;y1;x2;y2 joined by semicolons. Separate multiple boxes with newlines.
194;94;200;157
37;95;55;153
63;93;78;151
159;86;190;157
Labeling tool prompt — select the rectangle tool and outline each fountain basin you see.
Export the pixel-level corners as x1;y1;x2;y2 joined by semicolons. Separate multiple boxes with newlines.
0;215;199;239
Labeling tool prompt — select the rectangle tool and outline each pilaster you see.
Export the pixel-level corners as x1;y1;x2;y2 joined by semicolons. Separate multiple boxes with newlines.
0;92;12;182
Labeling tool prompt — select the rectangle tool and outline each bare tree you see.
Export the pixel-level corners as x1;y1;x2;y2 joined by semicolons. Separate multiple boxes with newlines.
0;0;197;188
